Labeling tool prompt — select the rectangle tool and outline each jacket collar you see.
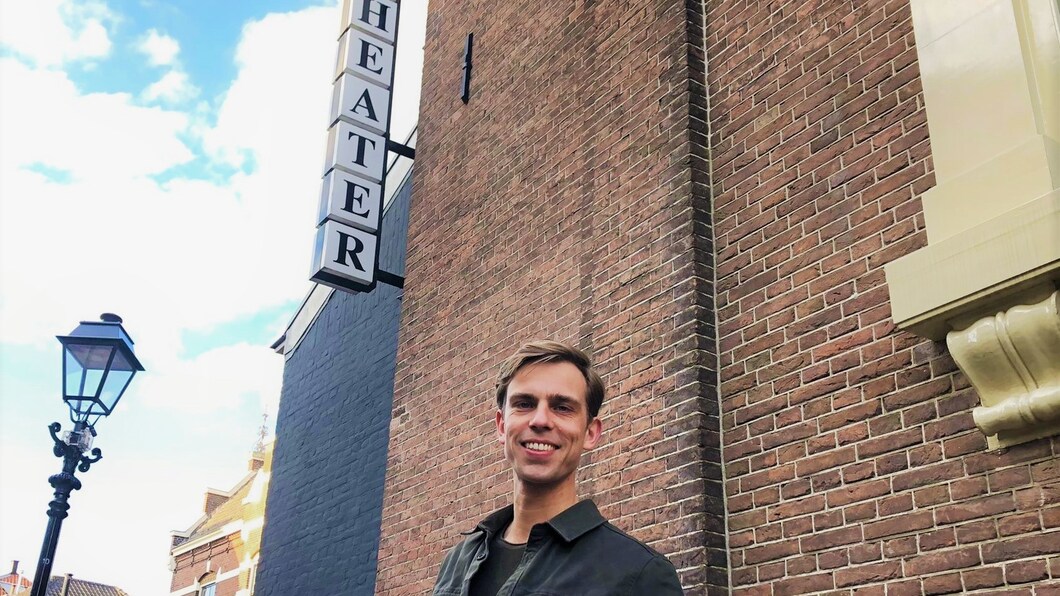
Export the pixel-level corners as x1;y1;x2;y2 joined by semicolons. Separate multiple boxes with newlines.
474;505;515;537
473;499;606;543
546;499;606;542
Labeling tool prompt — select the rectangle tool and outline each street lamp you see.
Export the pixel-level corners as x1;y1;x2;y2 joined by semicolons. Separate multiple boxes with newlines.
29;313;144;596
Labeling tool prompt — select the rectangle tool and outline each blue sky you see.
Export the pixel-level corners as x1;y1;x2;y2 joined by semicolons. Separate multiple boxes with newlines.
0;0;425;594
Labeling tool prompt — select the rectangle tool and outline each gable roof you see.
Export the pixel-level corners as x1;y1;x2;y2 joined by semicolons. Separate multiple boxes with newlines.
44;576;128;596
185;471;256;541
0;573;31;590
172;444;273;553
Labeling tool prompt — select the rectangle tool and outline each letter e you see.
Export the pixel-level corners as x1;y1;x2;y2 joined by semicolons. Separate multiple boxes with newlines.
342;180;372;217
358;38;384;74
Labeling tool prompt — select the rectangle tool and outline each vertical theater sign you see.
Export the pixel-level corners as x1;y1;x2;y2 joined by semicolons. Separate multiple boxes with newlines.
311;0;410;293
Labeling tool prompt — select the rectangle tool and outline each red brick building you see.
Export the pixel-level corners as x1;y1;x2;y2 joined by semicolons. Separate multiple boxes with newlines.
170;447;270;596
261;0;1060;594
378;0;1060;593
1;562;129;596
0;562;30;595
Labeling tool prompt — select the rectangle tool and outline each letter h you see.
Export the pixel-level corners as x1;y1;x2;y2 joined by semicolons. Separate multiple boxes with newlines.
359;0;391;34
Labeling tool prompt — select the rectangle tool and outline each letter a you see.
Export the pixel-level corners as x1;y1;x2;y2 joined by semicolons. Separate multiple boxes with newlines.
351;88;378;122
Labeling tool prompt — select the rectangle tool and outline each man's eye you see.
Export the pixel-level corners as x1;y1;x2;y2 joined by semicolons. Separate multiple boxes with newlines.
513;401;532;409
554;404;573;412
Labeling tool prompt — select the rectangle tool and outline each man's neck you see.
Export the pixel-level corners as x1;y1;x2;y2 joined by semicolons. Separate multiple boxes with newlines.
504;479;577;544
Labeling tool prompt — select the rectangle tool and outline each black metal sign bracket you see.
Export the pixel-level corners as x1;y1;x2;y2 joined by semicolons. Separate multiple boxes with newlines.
377;269;405;289
386;139;415;160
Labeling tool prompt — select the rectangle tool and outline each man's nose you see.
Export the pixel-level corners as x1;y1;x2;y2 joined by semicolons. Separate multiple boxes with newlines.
529;403;553;429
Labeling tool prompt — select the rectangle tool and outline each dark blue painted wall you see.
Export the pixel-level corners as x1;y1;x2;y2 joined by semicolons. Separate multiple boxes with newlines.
258;171;411;595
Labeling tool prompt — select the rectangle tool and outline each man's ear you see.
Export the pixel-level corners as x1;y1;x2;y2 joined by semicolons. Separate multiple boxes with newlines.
583;416;602;450
495;409;505;443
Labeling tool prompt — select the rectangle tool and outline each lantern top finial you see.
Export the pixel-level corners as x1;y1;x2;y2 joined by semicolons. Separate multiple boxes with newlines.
100;313;123;324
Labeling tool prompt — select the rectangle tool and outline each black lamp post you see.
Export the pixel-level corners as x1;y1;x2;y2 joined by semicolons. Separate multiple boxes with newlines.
29;313;143;596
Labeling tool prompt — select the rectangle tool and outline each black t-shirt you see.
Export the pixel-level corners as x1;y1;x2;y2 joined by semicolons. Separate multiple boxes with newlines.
468;529;525;596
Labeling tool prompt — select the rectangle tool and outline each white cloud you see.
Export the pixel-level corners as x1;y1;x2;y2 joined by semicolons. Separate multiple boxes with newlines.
0;0;428;370
135;343;282;417
203;6;338;171
0;5;341;353
0;2;428;594
136;28;180;66
142;69;200;103
0;58;194;180
0;0;115;66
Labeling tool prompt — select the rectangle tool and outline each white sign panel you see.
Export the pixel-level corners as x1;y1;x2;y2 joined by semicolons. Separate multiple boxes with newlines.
324;120;386;181
330;72;391;135
313;0;400;295
317;169;382;233
311;220;378;289
348;0;398;44
335;27;394;87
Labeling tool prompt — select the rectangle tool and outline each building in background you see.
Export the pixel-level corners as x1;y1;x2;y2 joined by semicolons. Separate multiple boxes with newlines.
1;563;128;596
0;562;30;595
169;444;271;596
259;0;1060;594
39;574;128;596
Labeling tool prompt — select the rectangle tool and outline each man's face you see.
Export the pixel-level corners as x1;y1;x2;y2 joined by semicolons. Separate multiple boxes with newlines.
496;360;602;490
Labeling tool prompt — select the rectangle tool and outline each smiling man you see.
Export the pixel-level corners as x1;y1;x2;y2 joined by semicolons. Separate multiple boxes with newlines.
432;340;683;596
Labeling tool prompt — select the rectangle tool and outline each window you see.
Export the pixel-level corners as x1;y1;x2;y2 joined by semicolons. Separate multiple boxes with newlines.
197;572;217;596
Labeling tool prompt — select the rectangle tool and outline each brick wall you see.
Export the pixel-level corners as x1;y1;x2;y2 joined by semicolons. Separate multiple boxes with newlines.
256;177;412;595
375;0;725;593
169;538;240;593
708;1;1060;594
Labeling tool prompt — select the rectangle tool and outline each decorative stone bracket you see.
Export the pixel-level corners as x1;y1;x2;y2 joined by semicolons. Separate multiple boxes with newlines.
885;0;1060;449
948;290;1060;448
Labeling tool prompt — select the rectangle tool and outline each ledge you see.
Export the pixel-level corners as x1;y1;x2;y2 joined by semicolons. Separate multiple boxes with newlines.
886;190;1060;340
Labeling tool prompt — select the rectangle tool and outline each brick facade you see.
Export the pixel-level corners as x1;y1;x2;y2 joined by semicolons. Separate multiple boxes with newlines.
258;0;1060;594
708;1;1060;593
170;539;242;596
170;450;269;596
375;0;724;593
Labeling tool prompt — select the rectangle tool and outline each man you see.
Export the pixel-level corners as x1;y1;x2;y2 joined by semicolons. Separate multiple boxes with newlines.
433;340;683;596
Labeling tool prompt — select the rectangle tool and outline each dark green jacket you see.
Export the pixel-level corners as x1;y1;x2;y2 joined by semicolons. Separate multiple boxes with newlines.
432;500;684;596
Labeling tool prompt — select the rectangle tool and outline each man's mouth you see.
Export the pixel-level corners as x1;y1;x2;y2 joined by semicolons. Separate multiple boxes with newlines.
521;441;558;451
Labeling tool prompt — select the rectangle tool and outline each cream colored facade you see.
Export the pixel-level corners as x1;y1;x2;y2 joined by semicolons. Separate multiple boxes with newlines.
885;0;1060;448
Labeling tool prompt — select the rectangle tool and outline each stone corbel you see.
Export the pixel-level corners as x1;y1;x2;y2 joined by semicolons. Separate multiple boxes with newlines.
885;0;1060;449
947;289;1060;448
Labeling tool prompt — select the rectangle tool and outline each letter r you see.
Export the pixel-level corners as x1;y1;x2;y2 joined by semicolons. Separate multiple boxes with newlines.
334;231;366;272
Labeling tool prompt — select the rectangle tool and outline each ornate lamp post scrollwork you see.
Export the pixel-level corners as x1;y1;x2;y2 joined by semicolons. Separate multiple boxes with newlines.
29;314;144;596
